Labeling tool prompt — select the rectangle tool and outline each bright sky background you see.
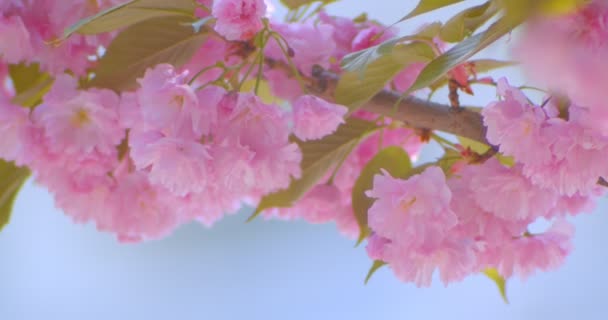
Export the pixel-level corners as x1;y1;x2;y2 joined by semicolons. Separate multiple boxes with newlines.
1;1;607;319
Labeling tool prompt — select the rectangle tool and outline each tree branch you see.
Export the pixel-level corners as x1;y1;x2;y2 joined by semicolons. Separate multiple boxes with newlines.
308;68;490;145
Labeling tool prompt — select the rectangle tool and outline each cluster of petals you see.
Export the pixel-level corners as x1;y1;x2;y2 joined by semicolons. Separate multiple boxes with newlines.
514;0;608;108
0;0;123;74
483;78;608;196
211;0;267;41
365;158;592;286
0;63;305;242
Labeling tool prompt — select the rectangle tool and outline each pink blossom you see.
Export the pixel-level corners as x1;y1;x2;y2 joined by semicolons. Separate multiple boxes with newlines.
0;15;32;64
513;1;608;107
366;166;458;248
32;74;123;158
292;95;348;141
289;184;343;224
482;78;551;166
523;118;608;196
212;0;266;41
129;131;212;197
366;233;390;261
0;97;31;165
136;64;201;136
489;220;574;280
266;22;336;76
101;170;183;242
468;159;557;221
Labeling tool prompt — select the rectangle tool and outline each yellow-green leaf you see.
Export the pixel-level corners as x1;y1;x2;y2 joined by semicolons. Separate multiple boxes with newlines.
249;118;380;220
63;0;196;38
399;0;465;22
8;63;53;108
280;0;337;10
365;260;387;284
0;160;29;232
439;1;499;43
89;16;207;91
405;14;524;95
483;268;509;303
336;42;434;110
352;146;412;244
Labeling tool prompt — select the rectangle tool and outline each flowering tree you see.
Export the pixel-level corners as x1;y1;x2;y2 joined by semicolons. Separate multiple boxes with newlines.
0;0;604;300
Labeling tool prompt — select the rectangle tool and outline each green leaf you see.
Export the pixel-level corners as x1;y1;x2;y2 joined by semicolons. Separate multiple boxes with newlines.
405;14;524;95
439;1;499;43
399;0;466;22
249;118;380;220
280;0;337;10
458;136;490;154
88;16;207;91
0;160;29;232
8;63;53;108
352;146;412;244
365;260;387;284
483;268;509;303
62;0;196;38
336;42;434;110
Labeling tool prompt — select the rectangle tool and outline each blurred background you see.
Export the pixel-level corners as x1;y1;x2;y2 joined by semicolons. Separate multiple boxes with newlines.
1;1;607;319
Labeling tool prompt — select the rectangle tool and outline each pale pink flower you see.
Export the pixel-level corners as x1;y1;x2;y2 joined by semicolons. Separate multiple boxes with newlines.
212;0;266;41
489;220;574;280
317;11;359;61
351;24;396;52
101;170;183;242
482;78;551;166
292;95;348;141
523;118;608;196
469;159;557;221
379;237;477;287
0;97;31;165
32;75;123;157
266;22;336;76
136;64;200;136
366;233;390;261
264;68;302;101
366;166;458;248
513;1;608;107
288;184;343;224
0;15;32;64
129;131;212;197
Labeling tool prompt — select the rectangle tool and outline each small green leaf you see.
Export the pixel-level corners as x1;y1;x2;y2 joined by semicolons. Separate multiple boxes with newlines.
89;16;207;91
365;260;387;284
399;0;466;22
483;268;509;303
0;160;29;232
280;0;337;10
439;1;499;43
8;63;53;108
63;0;196;38
337;42;434;110
249;118;380;220
352;146;412;244
458;136;490;154
405;14;524;95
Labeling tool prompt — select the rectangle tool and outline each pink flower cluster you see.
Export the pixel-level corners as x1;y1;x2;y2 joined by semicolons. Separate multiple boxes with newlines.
366;159;594;286
0;63;309;242
0;0;123;74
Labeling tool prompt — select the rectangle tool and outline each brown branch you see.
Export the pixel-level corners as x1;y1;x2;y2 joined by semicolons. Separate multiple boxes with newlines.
308;67;490;145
